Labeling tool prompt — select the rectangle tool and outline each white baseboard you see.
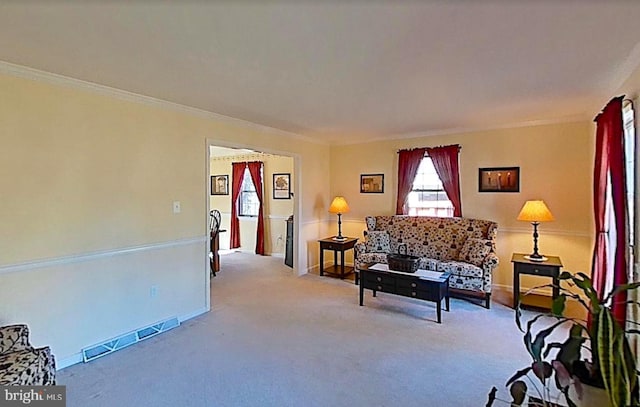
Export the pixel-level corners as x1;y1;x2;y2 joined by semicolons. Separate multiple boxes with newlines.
57;353;83;370
57;307;209;370
493;283;552;296
178;306;209;322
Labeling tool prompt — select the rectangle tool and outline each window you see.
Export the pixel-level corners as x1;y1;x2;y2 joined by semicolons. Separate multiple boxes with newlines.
238;168;259;217
623;102;635;281
407;157;453;217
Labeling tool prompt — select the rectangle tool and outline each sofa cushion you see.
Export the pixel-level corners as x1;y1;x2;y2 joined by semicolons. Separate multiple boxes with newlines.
365;231;391;253
458;238;492;266
356;252;389;267
437;260;484;278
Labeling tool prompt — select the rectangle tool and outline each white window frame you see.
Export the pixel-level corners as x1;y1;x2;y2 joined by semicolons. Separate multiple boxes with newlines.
238;168;259;217
406;156;453;217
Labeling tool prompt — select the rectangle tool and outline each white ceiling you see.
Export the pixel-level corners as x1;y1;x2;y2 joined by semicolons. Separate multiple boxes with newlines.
1;2;640;145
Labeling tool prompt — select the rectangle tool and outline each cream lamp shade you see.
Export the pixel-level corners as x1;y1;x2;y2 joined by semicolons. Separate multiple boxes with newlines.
517;200;554;261
329;196;349;241
329;196;350;214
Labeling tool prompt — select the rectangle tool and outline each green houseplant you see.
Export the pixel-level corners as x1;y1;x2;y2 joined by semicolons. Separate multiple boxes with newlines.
487;271;640;407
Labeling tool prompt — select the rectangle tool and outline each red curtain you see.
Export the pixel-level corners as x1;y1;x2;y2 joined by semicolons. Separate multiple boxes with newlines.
592;96;628;324
396;148;426;214
230;162;246;249
426;145;462;217
247;161;265;255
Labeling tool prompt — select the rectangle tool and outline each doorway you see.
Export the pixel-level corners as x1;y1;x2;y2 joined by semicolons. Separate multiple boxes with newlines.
206;142;297;275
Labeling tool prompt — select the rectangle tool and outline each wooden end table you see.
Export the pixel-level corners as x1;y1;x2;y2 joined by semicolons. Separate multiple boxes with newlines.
318;237;358;279
511;253;563;309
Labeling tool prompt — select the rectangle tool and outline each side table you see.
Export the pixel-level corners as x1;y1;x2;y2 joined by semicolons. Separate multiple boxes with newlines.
318;237;358;279
511;253;563;309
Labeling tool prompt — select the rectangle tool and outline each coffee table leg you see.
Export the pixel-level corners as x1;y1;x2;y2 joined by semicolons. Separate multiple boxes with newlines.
320;248;324;276
437;301;442;323
359;277;364;306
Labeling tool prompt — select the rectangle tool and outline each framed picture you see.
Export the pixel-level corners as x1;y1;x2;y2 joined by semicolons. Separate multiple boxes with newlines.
273;173;291;199
478;167;520;192
211;175;229;195
360;173;384;193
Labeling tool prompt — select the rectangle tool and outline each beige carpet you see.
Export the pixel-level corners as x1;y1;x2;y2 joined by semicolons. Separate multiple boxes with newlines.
58;252;535;406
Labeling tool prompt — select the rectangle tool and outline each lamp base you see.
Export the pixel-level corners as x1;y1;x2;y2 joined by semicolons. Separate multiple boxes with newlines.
332;236;347;242
525;255;548;262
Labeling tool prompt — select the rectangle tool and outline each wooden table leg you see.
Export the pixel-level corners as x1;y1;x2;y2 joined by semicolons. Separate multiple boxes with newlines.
513;269;520;309
320;248;324;276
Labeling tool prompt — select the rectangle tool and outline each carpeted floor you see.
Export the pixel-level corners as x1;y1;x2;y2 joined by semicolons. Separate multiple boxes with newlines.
58;252;539;406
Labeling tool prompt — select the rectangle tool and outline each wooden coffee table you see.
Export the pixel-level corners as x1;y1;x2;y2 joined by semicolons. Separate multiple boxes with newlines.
358;263;451;323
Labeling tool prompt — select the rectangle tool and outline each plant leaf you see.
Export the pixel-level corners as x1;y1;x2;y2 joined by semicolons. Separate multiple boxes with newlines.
552;360;571;389
510;380;528;406
531;319;569;361
532;361;552;381
506;367;531;387
559;271;573;280
551;295;566;316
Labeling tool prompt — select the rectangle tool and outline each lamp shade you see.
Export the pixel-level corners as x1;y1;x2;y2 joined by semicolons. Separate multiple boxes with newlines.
517;200;554;222
328;196;350;214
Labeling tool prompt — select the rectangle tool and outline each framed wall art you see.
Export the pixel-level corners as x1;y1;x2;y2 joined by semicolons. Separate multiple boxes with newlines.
478;167;520;193
211;175;229;195
360;173;384;193
273;173;291;199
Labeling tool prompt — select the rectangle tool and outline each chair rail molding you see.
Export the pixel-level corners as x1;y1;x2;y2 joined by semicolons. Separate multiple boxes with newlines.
0;236;207;275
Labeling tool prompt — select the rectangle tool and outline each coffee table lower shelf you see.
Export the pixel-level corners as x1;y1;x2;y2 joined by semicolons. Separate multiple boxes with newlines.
358;263;451;323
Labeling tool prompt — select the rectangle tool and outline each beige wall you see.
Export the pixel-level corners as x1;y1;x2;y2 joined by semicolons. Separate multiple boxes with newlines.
0;71;329;365
209;153;294;254
331;121;595;294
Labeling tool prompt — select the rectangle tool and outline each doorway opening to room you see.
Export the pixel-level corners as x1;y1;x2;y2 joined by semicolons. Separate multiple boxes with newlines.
207;144;297;278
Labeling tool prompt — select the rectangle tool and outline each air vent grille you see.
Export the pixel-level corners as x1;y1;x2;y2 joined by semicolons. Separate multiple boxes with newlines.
82;317;180;363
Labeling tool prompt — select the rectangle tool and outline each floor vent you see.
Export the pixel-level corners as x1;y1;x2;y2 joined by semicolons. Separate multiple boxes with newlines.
82;317;180;363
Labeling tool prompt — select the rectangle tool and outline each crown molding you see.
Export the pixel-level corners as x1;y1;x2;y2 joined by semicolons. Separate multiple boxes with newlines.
610;40;640;93
333;114;591;146
0;60;325;146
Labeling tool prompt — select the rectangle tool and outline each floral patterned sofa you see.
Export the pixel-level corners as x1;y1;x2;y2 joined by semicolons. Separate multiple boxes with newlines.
355;215;499;308
0;324;56;385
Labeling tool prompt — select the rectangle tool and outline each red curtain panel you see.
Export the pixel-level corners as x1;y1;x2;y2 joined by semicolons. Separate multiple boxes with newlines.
230;162;246;249
247;161;265;255
592;96;628;324
395;148;426;214
426;144;462;217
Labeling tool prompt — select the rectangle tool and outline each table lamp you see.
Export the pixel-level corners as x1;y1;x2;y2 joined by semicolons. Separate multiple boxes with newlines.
328;196;350;241
517;200;554;262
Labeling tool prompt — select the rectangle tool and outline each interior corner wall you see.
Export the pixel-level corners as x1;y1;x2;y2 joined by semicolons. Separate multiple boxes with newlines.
329;121;595;294
0;71;329;365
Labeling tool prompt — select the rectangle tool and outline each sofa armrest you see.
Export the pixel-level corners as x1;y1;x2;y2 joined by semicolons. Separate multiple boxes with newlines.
354;242;368;259
483;252;500;271
0;325;32;355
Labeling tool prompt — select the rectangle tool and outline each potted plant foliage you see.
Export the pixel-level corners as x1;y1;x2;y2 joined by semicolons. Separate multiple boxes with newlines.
487;271;640;407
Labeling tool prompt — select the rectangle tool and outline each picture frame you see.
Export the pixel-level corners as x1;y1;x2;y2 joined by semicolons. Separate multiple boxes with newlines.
478;167;520;193
273;173;291;199
211;175;229;195
360;173;384;193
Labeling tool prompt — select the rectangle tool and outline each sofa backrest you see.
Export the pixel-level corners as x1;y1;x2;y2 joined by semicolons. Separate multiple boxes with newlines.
365;215;498;261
